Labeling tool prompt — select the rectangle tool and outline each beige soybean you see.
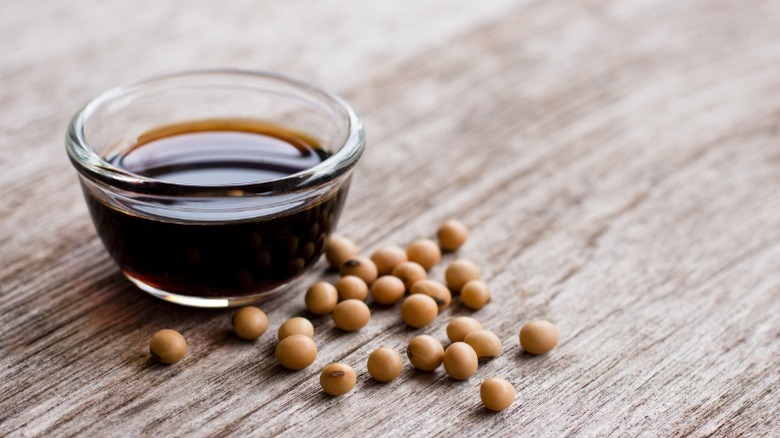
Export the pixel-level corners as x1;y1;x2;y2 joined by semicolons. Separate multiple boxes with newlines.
445;260;481;292
371;246;408;276
370;275;406;305
519;320;559;355
410;279;452;311
305;282;338;315
406;239;441;271
149;329;187;365
406;335;445;371
276;334;317;370
480;378;515;412
232;306;269;340
461;280;490;310
320;363;357;396
336;275;369;301
401;294;439;328
438;219;469;252
446;316;483;342
392;261;427;291
325;235;358;269
464;329;502;359
367;347;404;382
341;256;378;285
332;299;371;331
443;342;478;380
277;317;314;341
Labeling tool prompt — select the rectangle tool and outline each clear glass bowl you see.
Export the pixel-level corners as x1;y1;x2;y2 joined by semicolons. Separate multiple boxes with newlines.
66;70;365;307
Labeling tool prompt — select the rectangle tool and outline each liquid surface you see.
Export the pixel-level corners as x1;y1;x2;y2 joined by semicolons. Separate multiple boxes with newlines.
109;119;329;185
85;119;348;298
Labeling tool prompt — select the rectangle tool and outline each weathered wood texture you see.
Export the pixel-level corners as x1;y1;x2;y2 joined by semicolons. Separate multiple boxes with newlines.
2;0;779;436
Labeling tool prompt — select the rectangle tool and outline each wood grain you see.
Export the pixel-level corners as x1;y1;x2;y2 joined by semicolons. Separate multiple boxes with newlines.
2;0;780;436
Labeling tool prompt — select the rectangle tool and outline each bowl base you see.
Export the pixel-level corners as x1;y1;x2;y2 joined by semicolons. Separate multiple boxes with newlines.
125;272;287;308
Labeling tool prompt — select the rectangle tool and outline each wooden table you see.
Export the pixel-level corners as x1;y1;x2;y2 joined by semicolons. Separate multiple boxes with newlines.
2;0;779;435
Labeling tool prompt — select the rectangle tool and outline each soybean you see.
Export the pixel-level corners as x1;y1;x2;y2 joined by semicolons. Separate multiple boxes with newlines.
519;320;559;355
149;329;186;365
401;294;439;328
341;256;378;285
480;378;515;412
320;363;357;396
410;279;452;311
406;335;444;371
392;261;427;291
278;317;314;341
371;246;408;276
461;280;490;310
464;329;502;359
325;236;358;269
232;306;269;340
305;282;338;315
443;342;478;380
332;299;371;331
276;334;318;370
367;347;404;382
446;316;483;343
336;275;369;301
370;275;406;305
406;239;441;271
438;219;468;251
444;260;481;292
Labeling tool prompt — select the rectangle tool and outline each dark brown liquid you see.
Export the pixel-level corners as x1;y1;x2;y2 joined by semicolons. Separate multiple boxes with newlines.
84;119;347;298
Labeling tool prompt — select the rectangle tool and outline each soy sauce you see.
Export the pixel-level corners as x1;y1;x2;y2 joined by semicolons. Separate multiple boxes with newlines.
84;119;347;297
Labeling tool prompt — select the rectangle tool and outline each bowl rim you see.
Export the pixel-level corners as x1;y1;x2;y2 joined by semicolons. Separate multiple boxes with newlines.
65;69;365;197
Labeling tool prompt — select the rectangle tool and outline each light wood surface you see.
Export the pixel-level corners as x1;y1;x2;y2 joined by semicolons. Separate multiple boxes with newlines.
2;0;779;436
